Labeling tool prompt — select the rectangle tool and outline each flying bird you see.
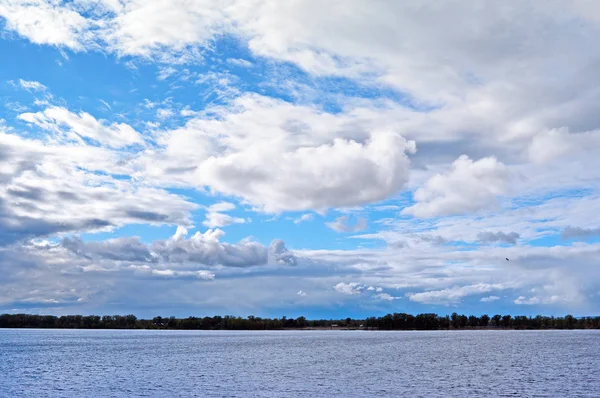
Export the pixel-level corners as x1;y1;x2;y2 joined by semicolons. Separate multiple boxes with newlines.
505;258;510;261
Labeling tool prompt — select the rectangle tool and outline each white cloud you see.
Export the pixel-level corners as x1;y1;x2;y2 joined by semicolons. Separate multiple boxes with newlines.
99;0;227;59
514;295;566;305
138;94;417;213
0;130;195;246
376;293;400;301
207;202;236;212
203;212;246;228
326;215;367;233
18;79;46;91
156;108;174;119
202;201;246;228
18;106;144;148
227;58;253;68
293;213;313;224
334;282;364;295
198;130;415;213
480;295;500;303
0;0;92;49
528;128;600;164
152;227;270;267
333;282;399;301
407;284;504;305
403;155;511;218
99;99;112;110
129;265;215;280
514;296;539;305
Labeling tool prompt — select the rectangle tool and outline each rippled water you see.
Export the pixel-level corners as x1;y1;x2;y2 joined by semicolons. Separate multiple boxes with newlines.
1;329;599;397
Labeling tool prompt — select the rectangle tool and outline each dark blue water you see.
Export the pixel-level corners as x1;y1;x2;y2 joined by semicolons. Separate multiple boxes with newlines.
1;329;598;397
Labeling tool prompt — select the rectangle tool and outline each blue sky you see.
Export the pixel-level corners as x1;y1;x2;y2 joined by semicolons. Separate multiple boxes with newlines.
2;1;600;319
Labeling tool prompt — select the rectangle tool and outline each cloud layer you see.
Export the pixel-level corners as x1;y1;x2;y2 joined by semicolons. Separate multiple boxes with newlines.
2;1;600;317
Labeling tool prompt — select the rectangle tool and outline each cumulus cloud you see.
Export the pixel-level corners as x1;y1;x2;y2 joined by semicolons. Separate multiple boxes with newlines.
198;130;416;213
477;231;520;245
561;226;600;240
134;94;416;213
155;227;269;267
334;282;364;295
60;226;296;269
268;239;296;265
18;106;144;148
326;215;367;233
334;282;396;300
403;155;511;218
376;293;400;301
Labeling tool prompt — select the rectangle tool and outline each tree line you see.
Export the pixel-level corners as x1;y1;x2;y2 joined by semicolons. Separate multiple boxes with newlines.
2;313;600;330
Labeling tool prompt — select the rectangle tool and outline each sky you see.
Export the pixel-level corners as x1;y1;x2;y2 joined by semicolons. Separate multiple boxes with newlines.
1;0;600;319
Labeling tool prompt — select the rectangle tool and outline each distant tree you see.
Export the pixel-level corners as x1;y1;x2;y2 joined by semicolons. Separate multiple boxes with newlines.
438;315;450;329
125;315;137;328
2;312;599;331
480;314;490;327
468;315;479;328
451;312;459;329
415;313;438;330
565;315;575;329
491;314;502;327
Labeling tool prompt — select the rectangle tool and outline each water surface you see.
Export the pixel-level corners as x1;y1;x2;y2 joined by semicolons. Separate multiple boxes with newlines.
1;329;598;397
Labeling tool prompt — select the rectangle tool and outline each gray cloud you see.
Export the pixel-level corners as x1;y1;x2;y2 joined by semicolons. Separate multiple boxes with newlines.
125;210;170;223
60;227;296;269
0;130;196;246
561;226;600;240
326;215;367;233
477;231;520;245
268;240;296;265
61;236;154;263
